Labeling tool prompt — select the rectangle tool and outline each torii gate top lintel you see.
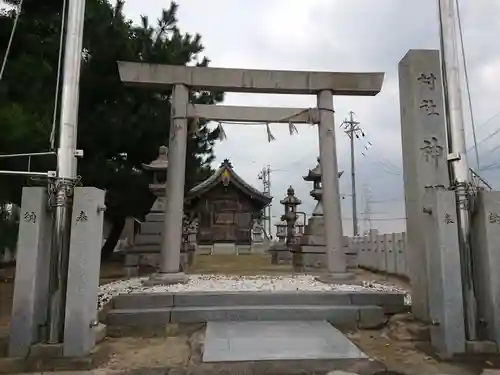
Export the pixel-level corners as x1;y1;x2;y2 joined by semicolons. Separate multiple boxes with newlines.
117;61;384;96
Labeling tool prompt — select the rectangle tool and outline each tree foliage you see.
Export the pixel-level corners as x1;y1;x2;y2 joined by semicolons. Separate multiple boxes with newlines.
0;0;223;256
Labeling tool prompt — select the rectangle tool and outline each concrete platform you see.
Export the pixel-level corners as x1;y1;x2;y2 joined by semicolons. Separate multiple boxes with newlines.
106;290;406;328
106;305;385;326
112;290;406;312
202;321;367;362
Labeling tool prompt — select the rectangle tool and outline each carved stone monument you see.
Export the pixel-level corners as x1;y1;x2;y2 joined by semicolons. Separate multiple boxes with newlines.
400;49;470;356
399;49;452;321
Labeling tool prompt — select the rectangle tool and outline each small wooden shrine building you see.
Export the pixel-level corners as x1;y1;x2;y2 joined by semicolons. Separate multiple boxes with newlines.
186;159;272;252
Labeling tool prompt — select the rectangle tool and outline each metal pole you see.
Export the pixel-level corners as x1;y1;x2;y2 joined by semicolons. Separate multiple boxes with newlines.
348;112;359;236
0;170;50;177
438;0;477;340
47;0;86;343
0;151;56;159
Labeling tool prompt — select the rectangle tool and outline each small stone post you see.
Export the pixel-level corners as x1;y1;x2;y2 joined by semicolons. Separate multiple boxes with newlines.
63;187;106;357
9;187;52;357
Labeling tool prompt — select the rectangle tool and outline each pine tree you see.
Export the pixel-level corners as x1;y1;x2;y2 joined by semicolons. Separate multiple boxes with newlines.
0;0;224;257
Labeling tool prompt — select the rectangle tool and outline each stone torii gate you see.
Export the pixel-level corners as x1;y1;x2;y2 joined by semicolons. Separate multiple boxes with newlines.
118;62;384;284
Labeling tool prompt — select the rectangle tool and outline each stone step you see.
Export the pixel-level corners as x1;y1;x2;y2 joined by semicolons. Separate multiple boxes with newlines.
134;234;161;245
112;291;406;313
139;221;163;234
106;305;385;327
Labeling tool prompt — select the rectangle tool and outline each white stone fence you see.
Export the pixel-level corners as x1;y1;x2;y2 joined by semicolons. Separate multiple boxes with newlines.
348;229;409;279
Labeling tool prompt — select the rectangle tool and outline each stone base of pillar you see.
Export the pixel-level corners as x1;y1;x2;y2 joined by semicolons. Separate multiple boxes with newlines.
142;272;189;286
314;273;359;285
292;252;303;272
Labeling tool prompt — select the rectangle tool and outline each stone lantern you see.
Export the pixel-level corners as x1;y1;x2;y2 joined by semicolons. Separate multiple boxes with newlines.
280;186;302;269
299;157;344;269
269;221;288;265
304;157;344;219
142;145;168;213
124;145;169;276
281;186;301;220
275;222;287;241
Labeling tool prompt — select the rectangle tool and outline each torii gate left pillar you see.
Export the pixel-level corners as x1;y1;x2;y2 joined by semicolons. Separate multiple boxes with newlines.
118;62;384;284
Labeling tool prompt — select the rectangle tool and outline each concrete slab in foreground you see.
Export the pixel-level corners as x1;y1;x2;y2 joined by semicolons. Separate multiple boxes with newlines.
202;321;367;362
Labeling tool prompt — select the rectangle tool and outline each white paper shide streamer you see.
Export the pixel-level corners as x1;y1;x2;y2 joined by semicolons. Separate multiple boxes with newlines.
217;122;227;141
265;123;276;142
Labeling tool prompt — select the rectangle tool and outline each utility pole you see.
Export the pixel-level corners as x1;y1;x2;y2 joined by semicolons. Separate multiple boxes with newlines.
342;111;363;236
47;0;86;343
438;0;477;341
258;165;272;237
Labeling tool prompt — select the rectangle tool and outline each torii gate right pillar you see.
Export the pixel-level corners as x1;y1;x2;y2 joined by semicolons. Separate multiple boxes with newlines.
317;90;349;277
118;61;385;282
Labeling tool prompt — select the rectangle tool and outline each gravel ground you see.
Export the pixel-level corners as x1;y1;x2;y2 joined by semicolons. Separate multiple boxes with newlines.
97;274;411;310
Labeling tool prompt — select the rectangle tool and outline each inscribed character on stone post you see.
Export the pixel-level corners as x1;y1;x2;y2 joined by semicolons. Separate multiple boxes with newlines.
418;73;439;117
416;68;448;185
488;212;500;224
417;73;437;91
23;211;37;223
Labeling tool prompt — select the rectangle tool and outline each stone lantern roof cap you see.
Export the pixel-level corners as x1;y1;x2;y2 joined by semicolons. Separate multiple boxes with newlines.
280;185;302;205
303;157;344;181
142;145;168;171
303;157;321;181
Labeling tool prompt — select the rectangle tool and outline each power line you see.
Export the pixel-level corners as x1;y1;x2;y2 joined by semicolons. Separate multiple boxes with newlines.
463;110;500;157
345;217;406;221
370;197;404;203
348;217;406;221
455;0;479;170
351;128;404;176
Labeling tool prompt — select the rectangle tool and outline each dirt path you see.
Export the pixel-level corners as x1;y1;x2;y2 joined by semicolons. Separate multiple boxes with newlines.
73;319;493;375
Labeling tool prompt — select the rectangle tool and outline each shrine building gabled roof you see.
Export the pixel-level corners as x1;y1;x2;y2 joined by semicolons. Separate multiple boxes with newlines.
187;159;272;207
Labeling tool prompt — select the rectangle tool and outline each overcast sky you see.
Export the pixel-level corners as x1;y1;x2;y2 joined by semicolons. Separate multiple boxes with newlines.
123;0;500;236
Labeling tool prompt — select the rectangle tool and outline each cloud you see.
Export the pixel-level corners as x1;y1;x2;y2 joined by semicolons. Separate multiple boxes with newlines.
123;0;500;236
